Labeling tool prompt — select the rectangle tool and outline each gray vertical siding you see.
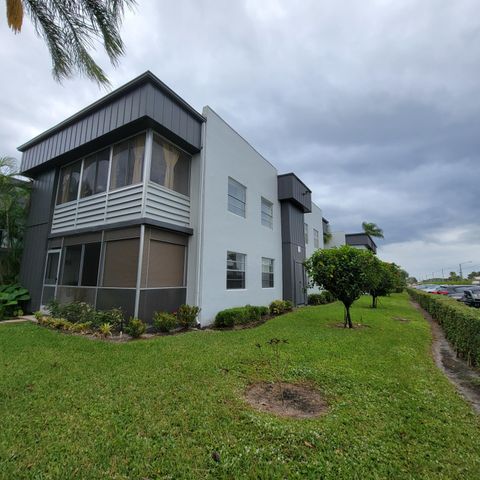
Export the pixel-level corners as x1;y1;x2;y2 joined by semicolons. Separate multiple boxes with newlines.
278;173;312;213
278;173;312;306
19;73;204;175
20;169;57;310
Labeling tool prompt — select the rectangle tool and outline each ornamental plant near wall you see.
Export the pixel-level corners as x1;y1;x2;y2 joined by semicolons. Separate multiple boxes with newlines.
176;304;200;329
408;288;480;366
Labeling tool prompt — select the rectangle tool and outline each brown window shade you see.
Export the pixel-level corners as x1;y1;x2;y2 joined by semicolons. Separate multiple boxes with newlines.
103;239;139;288
146;240;185;287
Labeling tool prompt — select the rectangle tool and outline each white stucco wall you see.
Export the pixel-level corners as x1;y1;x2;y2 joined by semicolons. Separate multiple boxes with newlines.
304;202;325;294
195;107;283;324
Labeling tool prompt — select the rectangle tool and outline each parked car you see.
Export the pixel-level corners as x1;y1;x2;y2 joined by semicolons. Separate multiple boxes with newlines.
416;284;439;292
463;289;480;308
448;285;480;301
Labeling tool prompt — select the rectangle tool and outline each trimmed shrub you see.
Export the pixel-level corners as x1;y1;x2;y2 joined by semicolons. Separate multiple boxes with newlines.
308;291;336;305
269;300;289;315
284;300;293;311
176;304;200;329
34;311;44;321
70;322;92;334
408;288;480;366
125;318;146;338
214;305;268;328
153;312;177;333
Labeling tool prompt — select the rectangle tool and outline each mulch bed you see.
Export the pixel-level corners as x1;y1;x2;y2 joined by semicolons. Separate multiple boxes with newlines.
244;381;328;419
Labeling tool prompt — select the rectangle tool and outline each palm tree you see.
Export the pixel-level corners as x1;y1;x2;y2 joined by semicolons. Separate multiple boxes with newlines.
5;0;136;86
0;157;30;283
362;221;384;239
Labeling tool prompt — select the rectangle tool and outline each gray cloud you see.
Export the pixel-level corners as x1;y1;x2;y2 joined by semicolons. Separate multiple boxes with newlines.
1;0;479;278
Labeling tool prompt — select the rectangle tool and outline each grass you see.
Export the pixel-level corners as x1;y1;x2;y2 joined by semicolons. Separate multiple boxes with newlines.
1;293;479;479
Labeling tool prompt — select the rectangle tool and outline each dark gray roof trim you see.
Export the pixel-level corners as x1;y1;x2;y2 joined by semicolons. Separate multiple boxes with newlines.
18;71;205;175
18;71;204;151
278;172;312;193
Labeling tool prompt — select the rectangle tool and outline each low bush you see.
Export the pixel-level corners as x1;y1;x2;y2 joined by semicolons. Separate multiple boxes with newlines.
0;284;30;319
153;312;177;333
176;304;200;329
269;299;294;315
308;291;336;305
214;304;268;328
45;301;124;332
408;288;480;366
98;323;112;338
70;322;92;334
93;308;124;331
125;318;146;338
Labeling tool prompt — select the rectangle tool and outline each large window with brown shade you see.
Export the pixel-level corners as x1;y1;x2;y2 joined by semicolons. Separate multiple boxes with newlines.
102;238;139;288
145;240;185;288
151;134;190;196
110;134;145;190
57;160;81;204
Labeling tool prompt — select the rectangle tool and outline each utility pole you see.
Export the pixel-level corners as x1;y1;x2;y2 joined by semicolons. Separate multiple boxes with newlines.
459;261;472;280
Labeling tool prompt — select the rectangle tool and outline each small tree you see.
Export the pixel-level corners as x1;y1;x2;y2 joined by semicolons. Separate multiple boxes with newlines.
0;157;30;283
305;245;375;328
366;260;396;308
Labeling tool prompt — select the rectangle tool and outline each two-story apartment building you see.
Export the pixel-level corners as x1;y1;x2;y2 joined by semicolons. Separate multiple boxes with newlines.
18;72;328;325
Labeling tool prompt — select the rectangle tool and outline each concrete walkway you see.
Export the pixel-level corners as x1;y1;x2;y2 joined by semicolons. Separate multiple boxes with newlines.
0;315;37;324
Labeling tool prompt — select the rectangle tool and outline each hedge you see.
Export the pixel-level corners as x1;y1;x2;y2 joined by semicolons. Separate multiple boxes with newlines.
408;288;480;366
214;305;267;328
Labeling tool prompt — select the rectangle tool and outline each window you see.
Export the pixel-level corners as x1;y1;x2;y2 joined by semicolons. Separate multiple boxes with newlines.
60;243;101;286
44;251;60;285
228;177;246;217
110;134;145;190
151;134;190;196
145;240;185;287
226;251;246;289
81;243;101;286
103;238;139;288
304;223;309;244
313;229;320;249
57;161;81;204
80;149;109;198
261;197;273;228
61;245;82;285
262;258;274;288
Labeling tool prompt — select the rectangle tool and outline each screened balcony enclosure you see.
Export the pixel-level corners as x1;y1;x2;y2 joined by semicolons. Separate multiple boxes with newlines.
41;226;188;321
52;130;192;234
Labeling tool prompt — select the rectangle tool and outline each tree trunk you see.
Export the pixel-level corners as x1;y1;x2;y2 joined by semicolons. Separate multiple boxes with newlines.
371;295;377;308
344;305;353;328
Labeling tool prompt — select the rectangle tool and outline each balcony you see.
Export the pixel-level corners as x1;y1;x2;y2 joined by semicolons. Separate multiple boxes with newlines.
51;129;192;235
345;233;377;254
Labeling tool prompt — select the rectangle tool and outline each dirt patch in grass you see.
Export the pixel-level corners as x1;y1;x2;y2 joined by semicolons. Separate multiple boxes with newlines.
328;322;370;329
392;316;411;323
245;382;327;418
411;301;480;414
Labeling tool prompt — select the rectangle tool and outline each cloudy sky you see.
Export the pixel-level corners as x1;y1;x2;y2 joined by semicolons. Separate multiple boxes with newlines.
1;0;480;279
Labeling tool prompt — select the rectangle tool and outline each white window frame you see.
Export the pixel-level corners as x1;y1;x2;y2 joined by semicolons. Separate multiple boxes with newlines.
313;228;320;249
226;251;246;290
261;197;273;229
261;257;274;288
227;177;246;218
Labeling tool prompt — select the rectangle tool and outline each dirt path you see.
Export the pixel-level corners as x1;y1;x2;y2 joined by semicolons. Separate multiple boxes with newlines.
411;301;480;414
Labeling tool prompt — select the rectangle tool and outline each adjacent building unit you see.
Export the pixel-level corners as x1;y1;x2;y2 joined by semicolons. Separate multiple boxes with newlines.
18;72;339;325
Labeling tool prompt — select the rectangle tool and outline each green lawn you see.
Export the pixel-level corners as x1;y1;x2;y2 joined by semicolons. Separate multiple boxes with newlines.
1;293;479;479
